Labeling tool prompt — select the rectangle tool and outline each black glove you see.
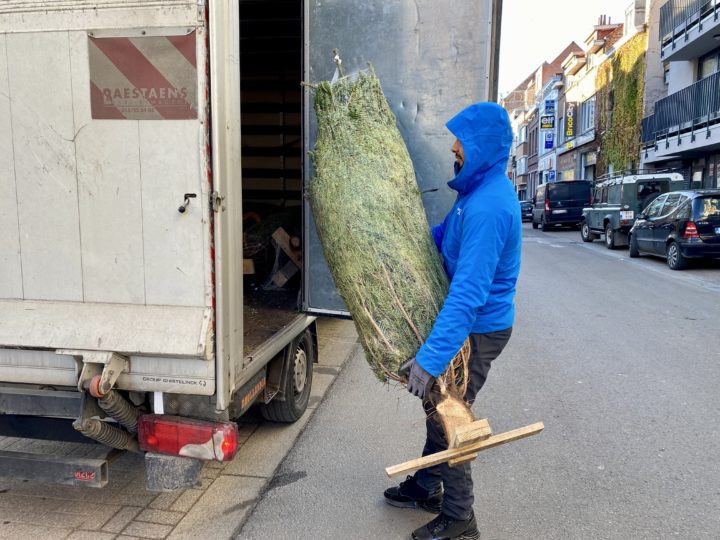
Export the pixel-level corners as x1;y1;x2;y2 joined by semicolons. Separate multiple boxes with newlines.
399;357;434;400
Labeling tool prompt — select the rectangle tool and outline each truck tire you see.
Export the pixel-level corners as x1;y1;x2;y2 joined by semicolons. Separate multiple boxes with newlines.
260;329;315;423
541;216;548;232
532;220;539;230
580;222;594;242
605;224;616;250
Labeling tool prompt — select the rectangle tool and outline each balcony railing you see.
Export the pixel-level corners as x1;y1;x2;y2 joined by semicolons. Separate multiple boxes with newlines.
642;70;720;144
660;0;720;44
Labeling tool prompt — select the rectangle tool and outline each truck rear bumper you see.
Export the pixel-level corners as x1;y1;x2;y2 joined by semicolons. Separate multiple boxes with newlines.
0;443;121;488
0;349;215;396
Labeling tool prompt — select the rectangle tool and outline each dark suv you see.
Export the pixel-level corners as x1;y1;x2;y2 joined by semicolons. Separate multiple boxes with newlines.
580;173;685;249
532;181;592;231
629;190;720;270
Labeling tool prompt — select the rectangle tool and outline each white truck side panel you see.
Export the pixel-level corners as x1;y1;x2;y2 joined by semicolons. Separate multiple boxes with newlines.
6;31;84;301
0;1;197;34
209;0;242;410
0;299;211;357
1;25;209;308
70;31;146;304
139;121;206;307
0;35;23;299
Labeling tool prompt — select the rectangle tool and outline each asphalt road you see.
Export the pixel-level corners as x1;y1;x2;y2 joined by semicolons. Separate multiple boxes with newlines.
238;223;720;540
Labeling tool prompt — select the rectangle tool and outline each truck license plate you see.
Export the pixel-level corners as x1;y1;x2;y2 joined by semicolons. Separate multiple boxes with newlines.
552;209;567;214
620;210;634;220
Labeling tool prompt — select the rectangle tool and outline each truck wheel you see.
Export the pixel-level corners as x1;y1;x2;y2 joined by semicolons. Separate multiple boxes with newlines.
541;217;548;232
532;220;538;230
605;224;616;250
580;223;594;243
260;329;315;423
629;234;640;258
666;241;688;271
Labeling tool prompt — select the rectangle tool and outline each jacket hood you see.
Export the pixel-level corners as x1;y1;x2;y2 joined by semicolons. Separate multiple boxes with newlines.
446;102;512;194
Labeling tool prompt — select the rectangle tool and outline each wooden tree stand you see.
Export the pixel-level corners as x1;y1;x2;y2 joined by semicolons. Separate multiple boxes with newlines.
385;418;545;478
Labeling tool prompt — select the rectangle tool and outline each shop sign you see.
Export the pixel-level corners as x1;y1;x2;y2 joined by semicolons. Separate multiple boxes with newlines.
565;103;576;139
540;115;555;130
544;132;555;149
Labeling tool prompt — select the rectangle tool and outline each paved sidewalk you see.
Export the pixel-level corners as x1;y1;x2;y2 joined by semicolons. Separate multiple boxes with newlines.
0;319;358;540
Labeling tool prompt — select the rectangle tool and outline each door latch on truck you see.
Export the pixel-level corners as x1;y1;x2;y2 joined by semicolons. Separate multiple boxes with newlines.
212;191;224;212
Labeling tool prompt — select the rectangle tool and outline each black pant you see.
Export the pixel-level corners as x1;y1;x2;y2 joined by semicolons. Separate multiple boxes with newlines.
415;327;512;520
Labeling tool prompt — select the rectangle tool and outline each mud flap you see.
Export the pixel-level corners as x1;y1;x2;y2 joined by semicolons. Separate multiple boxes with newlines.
144;452;203;492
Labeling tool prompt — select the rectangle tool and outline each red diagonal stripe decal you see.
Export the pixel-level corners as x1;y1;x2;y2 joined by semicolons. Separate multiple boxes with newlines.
91;37;196;120
167;33;197;69
90;82;126;119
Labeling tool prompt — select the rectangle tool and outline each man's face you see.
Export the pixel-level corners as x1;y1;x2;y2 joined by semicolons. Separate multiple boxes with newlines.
451;138;464;170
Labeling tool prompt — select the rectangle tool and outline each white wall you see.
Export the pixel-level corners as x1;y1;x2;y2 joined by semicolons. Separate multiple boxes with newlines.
667;60;696;94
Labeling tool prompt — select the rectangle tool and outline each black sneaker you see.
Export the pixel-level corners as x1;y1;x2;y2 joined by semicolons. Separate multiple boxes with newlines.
411;511;480;540
384;475;443;513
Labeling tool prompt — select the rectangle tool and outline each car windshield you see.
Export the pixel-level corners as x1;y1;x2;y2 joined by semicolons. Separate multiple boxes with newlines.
548;183;589;200
694;197;720;220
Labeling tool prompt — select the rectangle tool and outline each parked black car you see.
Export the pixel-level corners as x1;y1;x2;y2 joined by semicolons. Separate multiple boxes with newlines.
520;201;533;222
629;190;720;270
532;181;592;231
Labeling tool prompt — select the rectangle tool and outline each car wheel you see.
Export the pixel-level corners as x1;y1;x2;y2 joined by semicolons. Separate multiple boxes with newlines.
260;329;315;423
605;224;616;250
581;223;594;243
541;217;548;232
666;241;688;271
629;234;640;258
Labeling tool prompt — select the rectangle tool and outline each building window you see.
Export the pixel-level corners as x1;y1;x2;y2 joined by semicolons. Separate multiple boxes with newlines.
663;64;670;85
698;48;720;81
558;116;565;143
517;157;528;175
519;125;528;144
581;96;595;134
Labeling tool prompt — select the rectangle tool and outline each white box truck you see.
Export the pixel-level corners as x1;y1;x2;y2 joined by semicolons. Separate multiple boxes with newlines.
0;0;501;489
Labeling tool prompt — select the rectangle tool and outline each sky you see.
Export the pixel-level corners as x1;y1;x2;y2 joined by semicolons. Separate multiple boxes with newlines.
498;0;638;97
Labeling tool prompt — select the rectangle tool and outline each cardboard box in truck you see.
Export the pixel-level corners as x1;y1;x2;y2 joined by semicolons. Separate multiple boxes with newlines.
0;0;500;489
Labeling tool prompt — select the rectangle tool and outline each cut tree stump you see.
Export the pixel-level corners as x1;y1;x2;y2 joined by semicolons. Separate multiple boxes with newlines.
448;418;492;467
385;421;544;478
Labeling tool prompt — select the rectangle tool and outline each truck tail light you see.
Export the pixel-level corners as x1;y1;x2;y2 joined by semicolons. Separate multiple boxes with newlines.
545;198;550;212
684;221;699;240
138;415;239;462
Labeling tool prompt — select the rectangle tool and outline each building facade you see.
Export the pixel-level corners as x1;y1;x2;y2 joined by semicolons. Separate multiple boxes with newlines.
501;42;583;199
641;0;720;188
556;17;626;182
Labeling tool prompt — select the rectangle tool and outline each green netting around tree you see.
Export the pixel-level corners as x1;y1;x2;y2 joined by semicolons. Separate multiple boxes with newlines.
308;68;468;395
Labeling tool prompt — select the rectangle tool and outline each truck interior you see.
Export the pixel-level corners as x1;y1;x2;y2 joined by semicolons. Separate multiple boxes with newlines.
239;0;305;355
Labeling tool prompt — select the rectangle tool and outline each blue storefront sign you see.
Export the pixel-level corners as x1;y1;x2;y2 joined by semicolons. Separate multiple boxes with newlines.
545;99;556;114
544;132;555;149
548;170;556;181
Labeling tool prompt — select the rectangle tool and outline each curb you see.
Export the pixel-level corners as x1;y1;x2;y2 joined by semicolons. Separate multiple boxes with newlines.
166;320;360;539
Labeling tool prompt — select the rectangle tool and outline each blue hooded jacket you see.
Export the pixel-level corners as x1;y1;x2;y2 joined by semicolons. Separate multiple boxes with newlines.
415;103;521;377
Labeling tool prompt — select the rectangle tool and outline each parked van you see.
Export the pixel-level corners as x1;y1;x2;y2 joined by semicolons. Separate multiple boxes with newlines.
532;181;592;231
